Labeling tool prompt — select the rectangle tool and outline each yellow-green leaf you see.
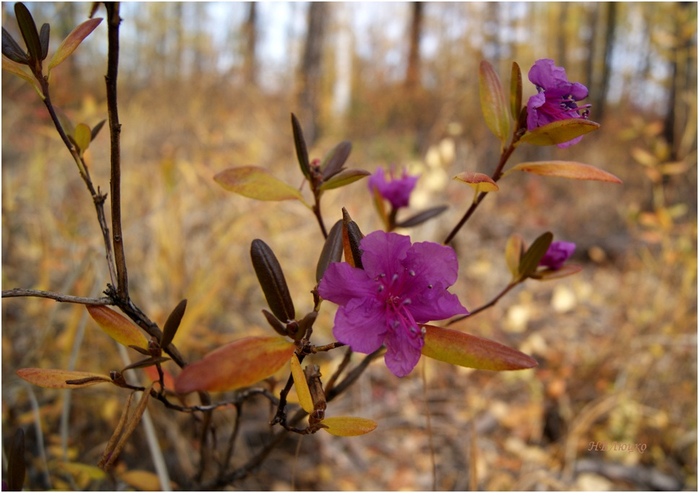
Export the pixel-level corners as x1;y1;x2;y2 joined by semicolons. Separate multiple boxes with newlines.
290;354;314;414
86;305;149;349
510;61;522;121
505;233;525;279
531;264;583;281
214;166;309;206
2;57;44;98
479;60;510;142
318;169;370;192
174;336;295;394
508;161;622;184
74;123;91;156
321;416;377;436
119;470;170;491
48;18;102;74
16;368;112;389
453;172;499;194
421;325;537;371
518;119;600;146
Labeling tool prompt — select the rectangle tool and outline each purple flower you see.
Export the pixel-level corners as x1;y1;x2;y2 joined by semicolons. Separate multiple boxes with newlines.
368;166;419;209
539;241;576;270
318;231;469;377
527;59;591;148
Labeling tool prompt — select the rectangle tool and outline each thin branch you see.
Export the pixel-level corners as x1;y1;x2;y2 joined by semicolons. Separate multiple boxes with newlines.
104;2;128;300
2;288;113;305
447;281;519;325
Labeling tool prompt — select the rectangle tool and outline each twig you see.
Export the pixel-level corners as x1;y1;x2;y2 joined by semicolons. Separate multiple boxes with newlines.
447;281;519;325
104;2;128;301
2;288;113;305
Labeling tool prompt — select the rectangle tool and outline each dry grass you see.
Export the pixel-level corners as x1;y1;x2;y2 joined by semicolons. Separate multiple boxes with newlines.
2;68;696;491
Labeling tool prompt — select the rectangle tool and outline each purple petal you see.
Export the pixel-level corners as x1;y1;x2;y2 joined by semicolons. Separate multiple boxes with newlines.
383;328;423;377
359;231;411;279
408;289;468;323
404;241;460;287
539;241;576;269
318;262;375;306
332;298;387;354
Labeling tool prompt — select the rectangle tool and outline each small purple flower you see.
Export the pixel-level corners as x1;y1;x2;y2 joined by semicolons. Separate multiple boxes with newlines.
318;231;468;377
368;166;419;209
539;241;576;270
527;59;591;148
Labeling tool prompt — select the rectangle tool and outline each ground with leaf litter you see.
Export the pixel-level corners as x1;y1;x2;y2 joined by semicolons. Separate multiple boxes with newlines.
2;75;696;491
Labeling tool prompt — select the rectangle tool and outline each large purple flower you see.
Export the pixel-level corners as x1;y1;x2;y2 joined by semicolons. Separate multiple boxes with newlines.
527;59;591;148
318;231;469;377
368;166;419;209
539;241;576;270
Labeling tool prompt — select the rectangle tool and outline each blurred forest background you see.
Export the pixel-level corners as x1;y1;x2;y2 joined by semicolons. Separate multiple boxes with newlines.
2;2;697;490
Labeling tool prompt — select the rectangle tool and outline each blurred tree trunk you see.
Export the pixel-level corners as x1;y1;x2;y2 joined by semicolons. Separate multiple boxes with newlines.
331;3;352;129
297;3;328;146
593;2;617;121
405;2;423;90
243;3;258;87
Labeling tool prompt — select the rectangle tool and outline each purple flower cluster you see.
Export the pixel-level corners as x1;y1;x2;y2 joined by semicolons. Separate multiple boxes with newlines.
527;59;591;148
539;241;576;270
318;231;468;377
368;166;419;210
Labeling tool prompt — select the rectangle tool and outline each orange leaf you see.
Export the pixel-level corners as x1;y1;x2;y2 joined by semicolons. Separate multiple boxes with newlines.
509;161;622;184
321;416;377;436
453;172;499;193
174;336;295;394
421;325;537;371
86;305;149;349
16;368;112;389
142;365;176;392
48;18;103;73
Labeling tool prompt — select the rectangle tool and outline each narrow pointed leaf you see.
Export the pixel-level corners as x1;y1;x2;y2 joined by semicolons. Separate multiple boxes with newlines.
161;299;186;349
291;113;311;180
39;23;49;60
422;325;538;371
214;166;309;205
518;232;553;281
262;309;287;336
479;60;510;142
316;219;343;283
395;205;449;228
510;61;522;121
7;428;26;491
341;208;364;269
74;123;91;156
16;368;112;389
321;416;378;436
518;119;600;146
48;17;102;72
531;264;583;281
174;336;296;394
2;57;43;97
320;140;352;179
86;305;149;349
91;119;106;141
453;172;499;193
505;233;525;279
122;357;170;373
15;3;41;64
100;386;153;470
251;239;295;322
318;169;370;192
2;27;30;64
290;354;314;414
509;161;622;183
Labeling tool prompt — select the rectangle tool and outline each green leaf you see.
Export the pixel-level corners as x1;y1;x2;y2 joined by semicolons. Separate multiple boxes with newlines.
290;354;314;414
291;113;311;181
161;299;186;349
316;219;343;283
530;264;583;281
73;123;91;156
505;233;525;279
2;27;30;64
1;57;43;98
479;60;510;143
518;119;600;146
508;161;622;184
174;336;296;393
47;17;102;74
15;3;41;65
250;239;295;322
321;416;378;436
517;232;553;281
421;325;538;371
510;61;522;121
86;305;149;349
214;166;309;206
318;168;370;192
394;205;448;228
320;140;352;179
16;368;112;389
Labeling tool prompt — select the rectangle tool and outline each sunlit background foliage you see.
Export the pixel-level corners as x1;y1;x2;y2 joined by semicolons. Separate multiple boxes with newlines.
2;2;696;490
